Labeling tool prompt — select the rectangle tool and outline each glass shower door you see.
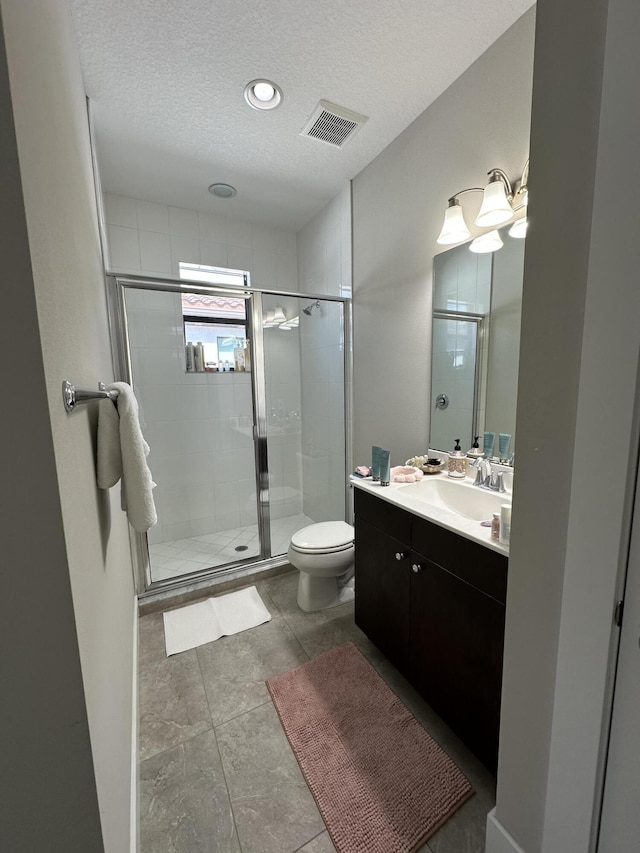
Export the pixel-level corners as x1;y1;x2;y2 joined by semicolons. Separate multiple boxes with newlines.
122;283;261;584
260;294;346;555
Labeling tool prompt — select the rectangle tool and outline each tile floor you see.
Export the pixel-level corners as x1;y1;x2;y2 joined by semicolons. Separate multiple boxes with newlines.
138;570;496;853
149;514;315;582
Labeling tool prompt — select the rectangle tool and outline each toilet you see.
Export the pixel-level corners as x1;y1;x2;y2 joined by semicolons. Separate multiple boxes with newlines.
287;521;355;612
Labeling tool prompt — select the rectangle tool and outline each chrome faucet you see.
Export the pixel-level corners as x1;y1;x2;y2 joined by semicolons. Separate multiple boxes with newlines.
474;459;507;492
473;460;486;487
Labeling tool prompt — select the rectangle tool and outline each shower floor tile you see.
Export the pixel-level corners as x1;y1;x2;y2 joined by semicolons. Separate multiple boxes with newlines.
148;513;315;582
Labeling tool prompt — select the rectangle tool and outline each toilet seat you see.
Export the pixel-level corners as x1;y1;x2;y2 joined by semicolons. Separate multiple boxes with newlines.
290;521;354;554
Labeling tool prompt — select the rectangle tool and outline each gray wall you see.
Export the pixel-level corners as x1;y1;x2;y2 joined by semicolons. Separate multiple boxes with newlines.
0;14;103;851
493;0;640;850
1;1;137;850
352;9;535;468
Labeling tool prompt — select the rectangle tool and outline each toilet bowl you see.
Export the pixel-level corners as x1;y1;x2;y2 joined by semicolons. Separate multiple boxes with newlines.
287;521;355;612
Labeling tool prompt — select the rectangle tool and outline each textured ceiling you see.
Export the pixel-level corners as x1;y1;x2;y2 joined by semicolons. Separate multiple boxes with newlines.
69;0;534;230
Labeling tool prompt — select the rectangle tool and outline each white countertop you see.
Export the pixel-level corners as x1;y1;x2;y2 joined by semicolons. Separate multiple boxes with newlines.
351;473;511;556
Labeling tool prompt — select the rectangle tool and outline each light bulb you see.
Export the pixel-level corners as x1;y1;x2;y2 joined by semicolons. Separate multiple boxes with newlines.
253;82;275;102
509;217;528;238
469;230;504;253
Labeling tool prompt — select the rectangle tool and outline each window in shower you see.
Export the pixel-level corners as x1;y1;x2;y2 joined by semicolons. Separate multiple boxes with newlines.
181;291;248;371
183;316;247;369
178;262;248;287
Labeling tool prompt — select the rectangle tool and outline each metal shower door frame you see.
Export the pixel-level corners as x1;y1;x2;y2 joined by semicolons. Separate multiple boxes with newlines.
105;273;351;599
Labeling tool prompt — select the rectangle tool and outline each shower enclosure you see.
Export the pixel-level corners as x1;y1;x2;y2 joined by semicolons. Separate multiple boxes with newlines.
107;274;349;594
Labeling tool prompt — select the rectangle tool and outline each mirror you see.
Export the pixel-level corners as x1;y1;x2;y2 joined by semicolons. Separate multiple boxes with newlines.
430;226;524;458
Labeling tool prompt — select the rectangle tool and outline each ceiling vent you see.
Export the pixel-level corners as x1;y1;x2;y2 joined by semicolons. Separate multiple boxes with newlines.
301;100;368;148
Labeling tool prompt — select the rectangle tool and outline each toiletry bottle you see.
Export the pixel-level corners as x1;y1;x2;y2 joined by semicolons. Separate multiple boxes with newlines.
468;436;483;459
371;446;382;481
499;433;512;462
491;512;501;541
379;449;391;486
499;504;512;545
448;439;467;479
185;342;195;372
197;343;205;372
483;432;496;459
234;345;245;372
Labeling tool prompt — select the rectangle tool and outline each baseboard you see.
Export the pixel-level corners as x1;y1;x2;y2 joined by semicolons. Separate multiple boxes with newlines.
486;808;526;853
130;595;139;853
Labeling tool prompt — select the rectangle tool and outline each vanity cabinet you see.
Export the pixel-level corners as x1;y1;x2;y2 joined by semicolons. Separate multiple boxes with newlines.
353;496;412;674
354;488;507;771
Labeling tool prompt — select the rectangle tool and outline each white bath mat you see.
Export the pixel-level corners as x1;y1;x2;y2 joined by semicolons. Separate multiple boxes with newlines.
163;586;271;656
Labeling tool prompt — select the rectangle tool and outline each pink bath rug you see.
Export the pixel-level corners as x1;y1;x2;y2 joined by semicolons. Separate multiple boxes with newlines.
267;641;473;853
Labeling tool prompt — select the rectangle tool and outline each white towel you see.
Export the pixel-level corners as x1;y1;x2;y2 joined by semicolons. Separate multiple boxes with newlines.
97;382;157;532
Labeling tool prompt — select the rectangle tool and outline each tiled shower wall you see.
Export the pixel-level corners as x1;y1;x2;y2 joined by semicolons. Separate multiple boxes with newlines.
297;184;352;299
103;192;299;291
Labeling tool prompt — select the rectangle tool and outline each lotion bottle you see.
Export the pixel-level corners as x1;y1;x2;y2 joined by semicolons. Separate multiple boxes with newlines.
499;504;512;545
447;439;467;479
467;435;483;459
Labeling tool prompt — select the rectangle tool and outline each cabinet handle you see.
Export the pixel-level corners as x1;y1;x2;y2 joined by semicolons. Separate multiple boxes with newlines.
412;563;422;573
395;552;407;561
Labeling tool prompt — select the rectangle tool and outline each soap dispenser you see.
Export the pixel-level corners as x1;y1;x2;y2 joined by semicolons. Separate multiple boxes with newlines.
448;439;467;479
467;435;483;459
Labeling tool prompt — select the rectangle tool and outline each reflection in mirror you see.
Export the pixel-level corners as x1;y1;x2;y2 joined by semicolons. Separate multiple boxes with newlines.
430;225;524;457
431;313;482;453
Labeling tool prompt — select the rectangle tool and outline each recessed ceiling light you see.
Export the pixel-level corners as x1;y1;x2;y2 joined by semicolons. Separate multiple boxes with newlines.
208;183;237;198
244;78;282;111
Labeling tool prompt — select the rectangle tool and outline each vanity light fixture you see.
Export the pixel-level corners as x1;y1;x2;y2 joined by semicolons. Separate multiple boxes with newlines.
509;217;528;238
475;170;515;227
436;199;473;245
263;306;288;329
469;230;504;253
244;79;283;111
272;306;287;325
280;315;299;331
436;158;529;252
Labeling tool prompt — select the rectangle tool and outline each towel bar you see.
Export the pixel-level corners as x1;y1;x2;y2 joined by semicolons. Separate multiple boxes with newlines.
63;379;119;413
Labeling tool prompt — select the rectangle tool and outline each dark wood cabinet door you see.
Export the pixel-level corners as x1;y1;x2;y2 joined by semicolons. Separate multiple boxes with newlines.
410;554;505;771
354;516;411;672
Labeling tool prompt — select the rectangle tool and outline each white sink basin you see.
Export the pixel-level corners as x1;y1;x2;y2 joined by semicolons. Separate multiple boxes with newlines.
398;477;510;521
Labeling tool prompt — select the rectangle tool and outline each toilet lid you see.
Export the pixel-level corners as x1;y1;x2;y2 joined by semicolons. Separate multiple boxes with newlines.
291;521;354;552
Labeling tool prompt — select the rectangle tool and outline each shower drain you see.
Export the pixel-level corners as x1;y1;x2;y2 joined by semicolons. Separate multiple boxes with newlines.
235;545;249;552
